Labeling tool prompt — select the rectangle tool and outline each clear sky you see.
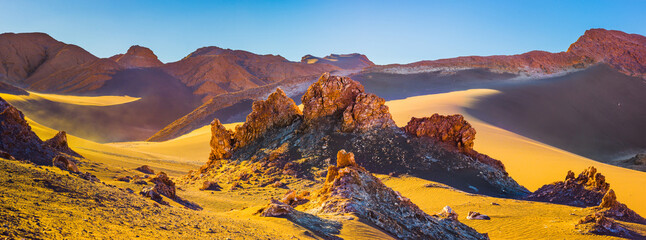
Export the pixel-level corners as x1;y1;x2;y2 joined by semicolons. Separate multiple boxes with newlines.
1;0;644;65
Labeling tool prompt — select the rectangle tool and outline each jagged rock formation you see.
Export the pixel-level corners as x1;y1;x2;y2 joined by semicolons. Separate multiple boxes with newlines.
208;119;234;161
0;97;61;165
232;88;301;149
197;73;527;197
44;131;81;158
368;28;645;79
591;189;646;224
150;172;176;199
575;213;635;238
304;150;489;240
403;114;505;171
109;45;163;68
301;53;375;70
525;167;610;207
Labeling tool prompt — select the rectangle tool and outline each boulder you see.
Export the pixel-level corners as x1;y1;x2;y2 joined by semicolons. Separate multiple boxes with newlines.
302;73;364;124
52;155;79;173
341;93;396;132
260;199;293;217
576;213;633;238
436;206;458;221
466;211;490;220
135;165;155;175
150;172;176;199
140;187;166;204
200;181;222;191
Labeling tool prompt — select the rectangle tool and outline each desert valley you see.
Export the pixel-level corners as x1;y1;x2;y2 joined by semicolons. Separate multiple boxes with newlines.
2;19;646;240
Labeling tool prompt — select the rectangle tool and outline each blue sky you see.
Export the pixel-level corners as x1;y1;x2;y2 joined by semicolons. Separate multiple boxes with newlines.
1;0;644;65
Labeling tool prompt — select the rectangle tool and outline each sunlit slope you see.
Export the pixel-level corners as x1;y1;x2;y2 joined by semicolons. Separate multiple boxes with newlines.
107;123;240;166
0;92;140;106
386;89;646;216
381;175;646;240
25;118;199;176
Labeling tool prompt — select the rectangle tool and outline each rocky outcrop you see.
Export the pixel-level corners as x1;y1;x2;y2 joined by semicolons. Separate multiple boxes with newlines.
0;97;59;165
110;45;163;69
592;189;646;224
575;213;635;238
403;114;476;150
525;167;610;207
301;53;375;70
302;73;395;132
305;150;489;240
195;73;526;198
52;155;79;172
233;88;301;149
208;119;233;161
44;131;81;158
199;181;222;191
150;172;176;199
135;165;155;175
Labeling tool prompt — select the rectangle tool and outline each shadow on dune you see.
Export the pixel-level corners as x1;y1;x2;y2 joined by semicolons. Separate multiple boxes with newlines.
9;68;201;142
465;64;646;164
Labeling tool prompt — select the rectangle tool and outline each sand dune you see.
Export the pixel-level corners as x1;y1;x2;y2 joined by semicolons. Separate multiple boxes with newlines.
386;89;646;216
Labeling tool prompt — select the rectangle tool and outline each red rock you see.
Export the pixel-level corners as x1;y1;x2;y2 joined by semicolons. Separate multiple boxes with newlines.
403;114;476;150
150;172;176;199
110;45;163;68
233;88;301;149
302;73;365;124
341;93;396;132
52;155;79;173
208;119;234;160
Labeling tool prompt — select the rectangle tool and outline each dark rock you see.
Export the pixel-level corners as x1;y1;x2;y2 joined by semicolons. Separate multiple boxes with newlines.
199;181;221;191
0;150;15;160
135;165;155;175
52;155;79;173
116;176;132;183
150;172;176;199
306;150;489;240
576;213;635;238
43;131;81;158
525;166;610;207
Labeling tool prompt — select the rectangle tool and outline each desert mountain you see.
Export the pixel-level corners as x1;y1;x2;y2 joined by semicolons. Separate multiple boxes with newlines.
109;45;163;69
301;53;374;70
368;29;645;78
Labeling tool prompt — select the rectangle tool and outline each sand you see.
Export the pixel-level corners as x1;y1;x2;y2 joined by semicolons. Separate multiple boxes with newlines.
386;89;646;216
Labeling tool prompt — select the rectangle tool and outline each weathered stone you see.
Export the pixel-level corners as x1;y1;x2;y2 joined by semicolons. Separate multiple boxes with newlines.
403;114;476;150
593;189;646;224
260;199;293;217
576;213;634;238
208;119;233;161
436;206;458;221
525;166;610;207
135;165;155;175
43;131;81;158
150;172;176;199
306;150;488;240
52;155;79;173
466;211;490;220
335;149;357;168
302;73;364;124
341;93;396;132
233;88;301;149
200;181;222;191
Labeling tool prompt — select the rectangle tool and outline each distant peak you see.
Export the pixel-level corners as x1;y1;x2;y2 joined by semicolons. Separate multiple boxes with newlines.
300;53;374;70
112;45;162;68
